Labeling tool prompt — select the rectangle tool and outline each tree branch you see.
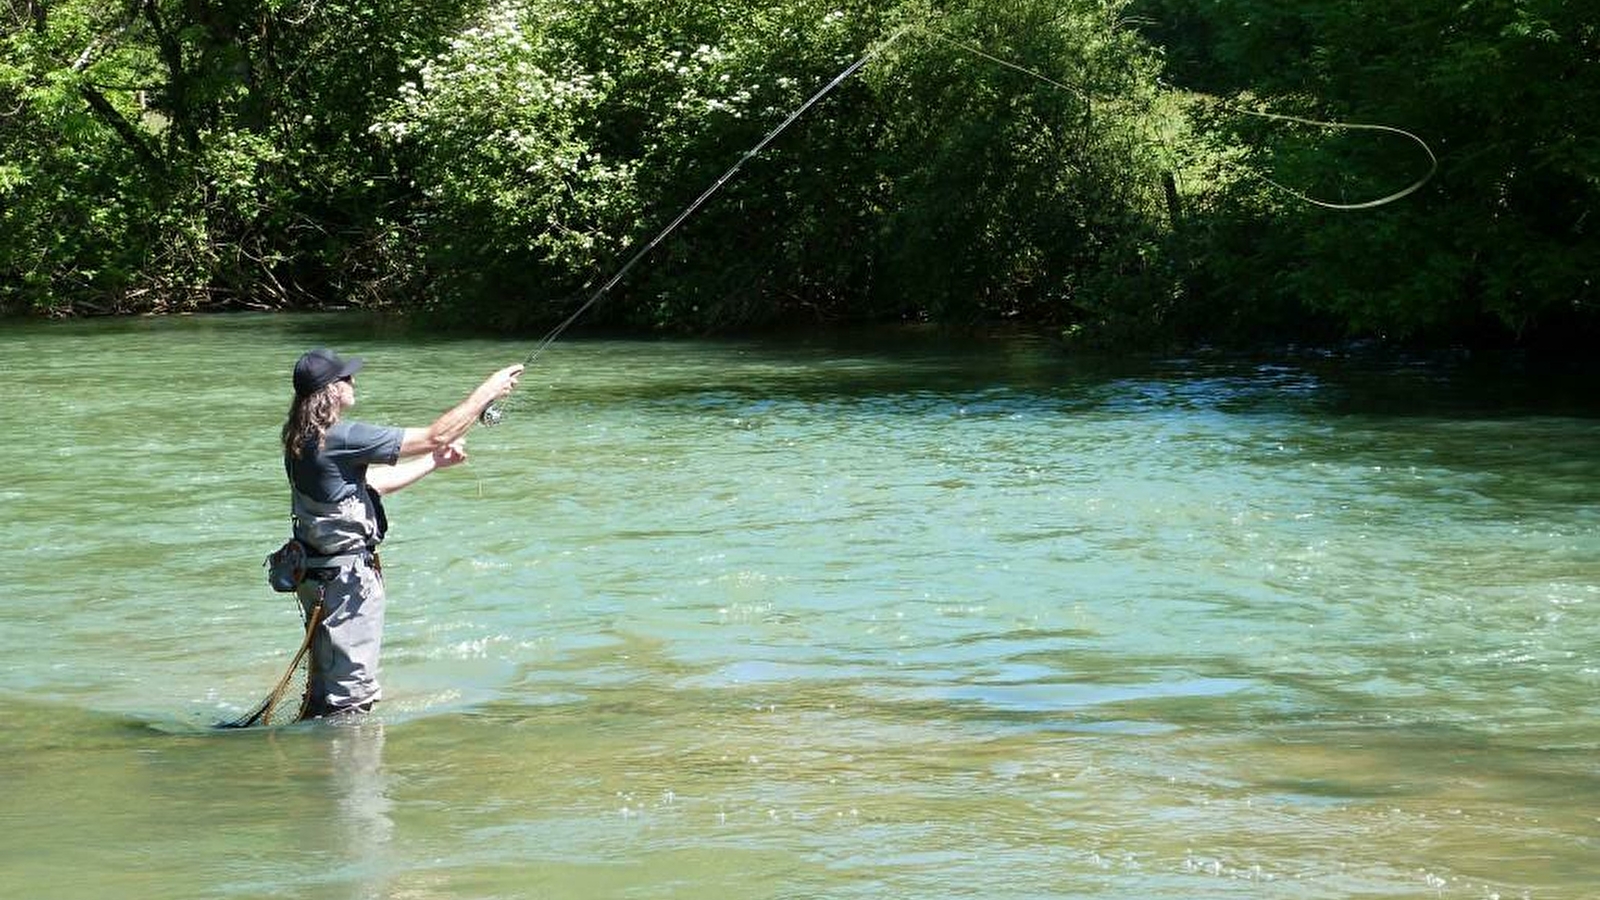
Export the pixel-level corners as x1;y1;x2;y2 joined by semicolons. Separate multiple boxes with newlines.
66;14;168;176
78;82;167;176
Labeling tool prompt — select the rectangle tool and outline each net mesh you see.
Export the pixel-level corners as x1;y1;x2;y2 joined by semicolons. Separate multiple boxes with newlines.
216;604;322;729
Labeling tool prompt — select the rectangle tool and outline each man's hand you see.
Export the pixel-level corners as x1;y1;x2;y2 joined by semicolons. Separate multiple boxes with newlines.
434;439;469;469
489;364;524;401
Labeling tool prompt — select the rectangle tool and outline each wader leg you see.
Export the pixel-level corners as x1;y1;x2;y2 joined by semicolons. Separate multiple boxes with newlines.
297;560;386;717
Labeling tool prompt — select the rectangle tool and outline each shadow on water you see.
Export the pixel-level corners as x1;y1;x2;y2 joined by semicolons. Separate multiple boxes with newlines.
529;335;1600;422
19;311;1595;418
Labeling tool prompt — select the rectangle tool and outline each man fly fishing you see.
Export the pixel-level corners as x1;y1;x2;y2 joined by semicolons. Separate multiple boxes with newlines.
282;348;522;718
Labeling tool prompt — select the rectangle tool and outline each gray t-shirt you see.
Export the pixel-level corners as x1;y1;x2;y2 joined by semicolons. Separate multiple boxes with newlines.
286;420;403;503
286;421;403;554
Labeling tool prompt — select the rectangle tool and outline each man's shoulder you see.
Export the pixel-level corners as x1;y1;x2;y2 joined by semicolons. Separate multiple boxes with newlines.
327;419;400;443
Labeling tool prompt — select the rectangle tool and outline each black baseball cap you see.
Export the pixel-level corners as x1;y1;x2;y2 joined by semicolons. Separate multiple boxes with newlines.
293;347;364;397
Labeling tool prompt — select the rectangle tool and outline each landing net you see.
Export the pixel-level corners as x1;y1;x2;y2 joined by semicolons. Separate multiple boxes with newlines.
216;604;322;729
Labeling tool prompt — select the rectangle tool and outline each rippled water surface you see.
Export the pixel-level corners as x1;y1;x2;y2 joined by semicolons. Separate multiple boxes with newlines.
2;313;1596;899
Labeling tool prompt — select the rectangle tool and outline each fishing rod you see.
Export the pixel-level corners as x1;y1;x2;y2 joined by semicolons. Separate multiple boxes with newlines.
479;24;912;426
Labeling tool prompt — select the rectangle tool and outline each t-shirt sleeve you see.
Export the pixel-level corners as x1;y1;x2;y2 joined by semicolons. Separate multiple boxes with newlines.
326;421;404;466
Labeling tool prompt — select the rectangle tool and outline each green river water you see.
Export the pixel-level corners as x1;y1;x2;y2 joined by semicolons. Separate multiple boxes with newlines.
1;313;1596;899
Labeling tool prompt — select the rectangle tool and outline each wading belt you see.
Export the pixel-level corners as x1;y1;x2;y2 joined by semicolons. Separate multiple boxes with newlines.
305;549;380;573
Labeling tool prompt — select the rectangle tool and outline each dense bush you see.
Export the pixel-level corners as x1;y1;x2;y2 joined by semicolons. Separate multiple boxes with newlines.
0;0;483;315
368;0;1176;334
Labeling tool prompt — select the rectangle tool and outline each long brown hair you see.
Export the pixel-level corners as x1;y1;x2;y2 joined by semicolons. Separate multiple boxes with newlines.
282;384;343;458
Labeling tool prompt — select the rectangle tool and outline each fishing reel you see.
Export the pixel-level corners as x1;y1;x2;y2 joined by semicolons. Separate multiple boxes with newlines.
478;403;503;427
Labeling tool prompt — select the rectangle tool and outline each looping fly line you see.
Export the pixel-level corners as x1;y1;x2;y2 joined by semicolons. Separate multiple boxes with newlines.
481;22;1436;425
925;31;1437;211
1208;104;1438;210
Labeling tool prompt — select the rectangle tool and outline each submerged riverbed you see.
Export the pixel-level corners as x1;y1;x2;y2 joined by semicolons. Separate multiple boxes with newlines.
2;313;1596;899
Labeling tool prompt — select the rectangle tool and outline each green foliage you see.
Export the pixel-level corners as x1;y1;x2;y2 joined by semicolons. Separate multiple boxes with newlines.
9;0;1590;346
373;0;1178;334
0;0;484;315
369;0;897;329
870;0;1177;334
368;0;639;326
1130;0;1600;344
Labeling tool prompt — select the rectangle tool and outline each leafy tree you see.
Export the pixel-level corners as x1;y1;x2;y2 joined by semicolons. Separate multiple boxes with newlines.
371;0;1178;334
870;0;1178;338
1;0;483;315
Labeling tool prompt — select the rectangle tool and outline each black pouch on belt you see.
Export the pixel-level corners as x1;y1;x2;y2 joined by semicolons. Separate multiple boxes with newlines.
264;539;308;592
